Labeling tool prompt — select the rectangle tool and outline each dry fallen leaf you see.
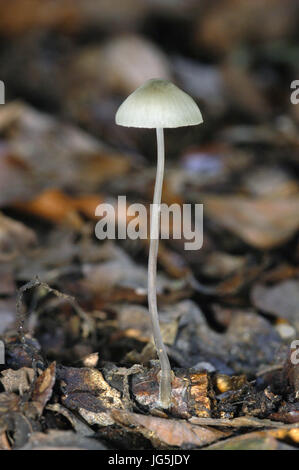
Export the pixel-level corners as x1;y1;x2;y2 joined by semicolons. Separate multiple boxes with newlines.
0;102;132;206
14;189;103;226
0;367;34;394
32;362;56;415
112;409;229;448
196;0;296;54
18;430;107;450
205;430;296;450
0;0;149;35
0;212;37;261
221;62;271;118
131;367;213;419
251;280;299;333
204;195;299;249
189;416;286;428
77;248;190;306
71;34;171;96
58;366;124;426
168;300;282;376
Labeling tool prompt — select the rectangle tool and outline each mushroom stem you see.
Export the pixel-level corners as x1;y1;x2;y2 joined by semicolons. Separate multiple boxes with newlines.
148;127;172;408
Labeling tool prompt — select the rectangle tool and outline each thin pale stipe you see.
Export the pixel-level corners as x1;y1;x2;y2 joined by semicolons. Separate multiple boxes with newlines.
147;127;172;408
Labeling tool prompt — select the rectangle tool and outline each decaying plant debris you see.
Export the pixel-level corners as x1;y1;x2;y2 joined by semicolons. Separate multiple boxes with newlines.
1;0;299;451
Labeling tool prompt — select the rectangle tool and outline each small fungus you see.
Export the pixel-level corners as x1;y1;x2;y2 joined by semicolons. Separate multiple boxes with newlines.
116;78;203;408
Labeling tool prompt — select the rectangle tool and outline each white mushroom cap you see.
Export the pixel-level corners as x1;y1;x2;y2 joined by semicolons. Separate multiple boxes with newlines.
115;78;203;128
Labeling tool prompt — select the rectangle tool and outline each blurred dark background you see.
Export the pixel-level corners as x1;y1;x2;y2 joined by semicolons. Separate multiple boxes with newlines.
1;0;299;158
1;0;299;261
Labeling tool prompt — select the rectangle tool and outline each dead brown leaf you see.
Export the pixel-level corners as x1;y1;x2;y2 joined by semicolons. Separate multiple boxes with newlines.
131;367;214;420
32;362;56;415
196;0;296;54
77;248;191;306
0;212;37;261
17;430;106;450
69;35;171;97
204;195;299;249
14;189;103;226
0;367;34;394
58;366;124;426
205;430;295;450
221;62;271;118
0;0;149;35
112;409;229;448
0;102;132;207
189;416;286;428
251;280;299;333
169;300;282;376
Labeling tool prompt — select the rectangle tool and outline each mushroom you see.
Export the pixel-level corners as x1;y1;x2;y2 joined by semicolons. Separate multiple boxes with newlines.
116;78;203;408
